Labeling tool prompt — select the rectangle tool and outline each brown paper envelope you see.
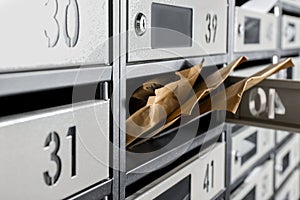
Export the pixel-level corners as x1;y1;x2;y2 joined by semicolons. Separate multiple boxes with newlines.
169;56;247;120
130;57;247;148
199;58;294;115
129;82;163;114
126;62;203;146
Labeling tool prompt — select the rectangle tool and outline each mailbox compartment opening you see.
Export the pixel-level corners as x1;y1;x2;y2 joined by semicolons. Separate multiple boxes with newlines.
126;146;200;197
154;175;191;200
126;64;225;152
232;58;273;72
0;83;110;118
126;135;224;197
241;132;258;165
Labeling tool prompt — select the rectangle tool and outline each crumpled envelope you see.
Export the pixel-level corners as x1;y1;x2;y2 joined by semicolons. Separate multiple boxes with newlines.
129;56;247;148
126;60;204;146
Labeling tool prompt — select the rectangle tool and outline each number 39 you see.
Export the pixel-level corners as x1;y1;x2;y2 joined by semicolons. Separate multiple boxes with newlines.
205;14;218;44
44;0;80;48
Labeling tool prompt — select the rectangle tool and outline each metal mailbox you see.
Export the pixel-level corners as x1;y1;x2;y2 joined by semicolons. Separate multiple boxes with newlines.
198;142;225;200
275;135;300;189
234;7;277;52
275;169;300;200
127;142;225;200
281;0;300;7
231;160;274;200
231;126;275;183
276;130;291;144
126;157;199;200
282;15;300;50
127;0;228;62
0;101;110;199
0;0;109;72
292;56;300;80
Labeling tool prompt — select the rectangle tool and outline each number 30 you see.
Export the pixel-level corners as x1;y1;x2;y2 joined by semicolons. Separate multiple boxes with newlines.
44;0;80;48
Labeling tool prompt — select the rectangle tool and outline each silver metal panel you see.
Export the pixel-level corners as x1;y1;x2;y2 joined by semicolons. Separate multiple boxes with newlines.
0;65;112;97
127;142;225;200
282;15;300;50
232;51;276;61
234;8;277;52
276;130;291;144
292;56;300;80
126;54;228;79
0;101;110;199
231;160;274;200
128;0;227;62
275;135;300;188
198;143;226;200
126;156;199;200
231;126;275;183
67;179;112;200
275;169;300;200
0;0;109;72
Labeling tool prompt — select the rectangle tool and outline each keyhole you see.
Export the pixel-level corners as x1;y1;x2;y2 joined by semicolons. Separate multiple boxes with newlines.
135;13;147;36
142;19;146;29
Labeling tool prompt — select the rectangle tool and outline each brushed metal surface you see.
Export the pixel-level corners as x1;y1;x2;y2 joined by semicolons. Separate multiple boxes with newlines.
0;0;109;72
128;0;227;62
235;7;277;52
0;101;110;199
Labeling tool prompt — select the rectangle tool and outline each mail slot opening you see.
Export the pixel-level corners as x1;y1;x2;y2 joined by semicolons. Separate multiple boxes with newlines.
283;10;300;18
0;83;110;118
233;58;273;71
281;152;290;174
126;145;202;197
242;186;256;200
154;175;191;200
241;132;257;165
126;65;225;152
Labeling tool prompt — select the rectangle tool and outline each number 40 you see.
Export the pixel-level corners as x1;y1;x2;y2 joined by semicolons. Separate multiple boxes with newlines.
249;88;286;119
